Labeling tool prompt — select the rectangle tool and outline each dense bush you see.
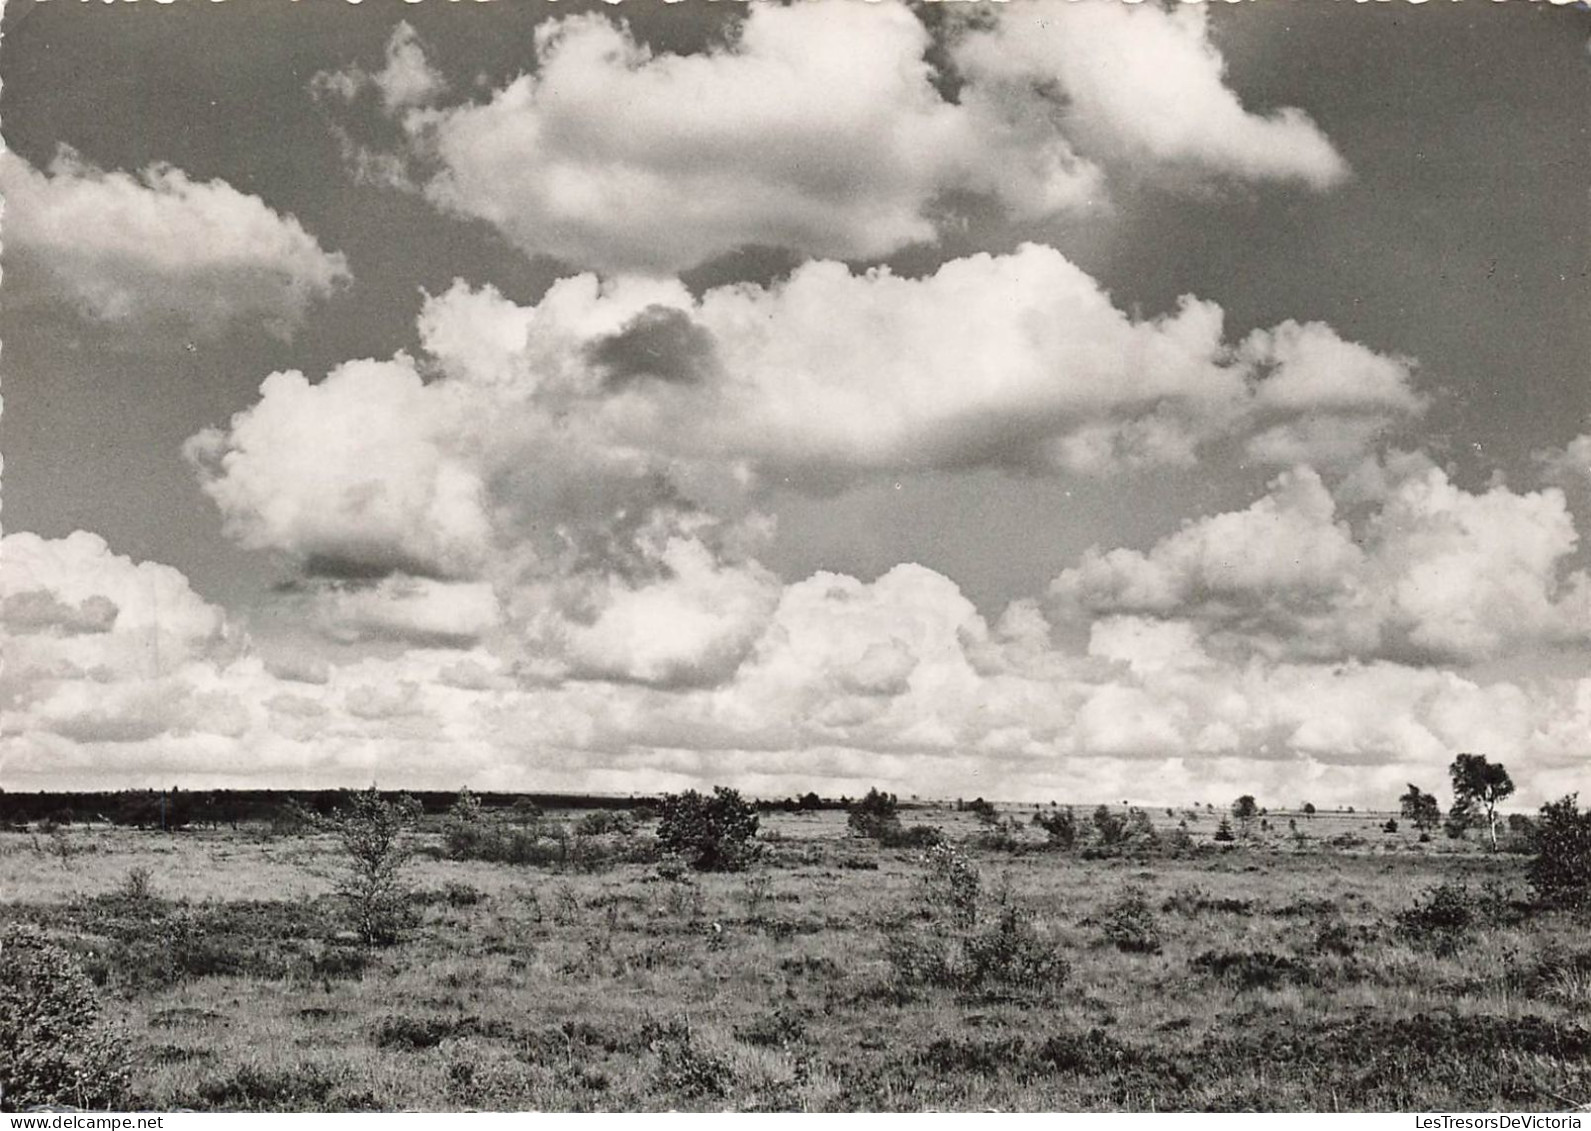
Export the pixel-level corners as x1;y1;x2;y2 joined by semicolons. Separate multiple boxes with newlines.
847;788;902;842
656;787;760;872
574;809;637;838
1529;794;1591;912
443;788;565;865
0;928;130;1110
885;904;1069;1000
958;905;1071;995
1032;806;1077;849
1090;805;1127;848
883;823;944;849
959;797;999;824
1100;885;1162;954
1396;881;1475;955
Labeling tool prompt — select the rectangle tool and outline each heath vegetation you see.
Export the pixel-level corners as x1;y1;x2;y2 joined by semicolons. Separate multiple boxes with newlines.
3;768;1590;1112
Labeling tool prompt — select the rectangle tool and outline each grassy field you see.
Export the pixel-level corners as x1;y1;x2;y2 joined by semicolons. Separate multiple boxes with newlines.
4;803;1590;1112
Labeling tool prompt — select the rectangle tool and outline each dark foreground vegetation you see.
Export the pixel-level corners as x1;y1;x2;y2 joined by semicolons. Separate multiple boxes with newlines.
2;785;1589;1112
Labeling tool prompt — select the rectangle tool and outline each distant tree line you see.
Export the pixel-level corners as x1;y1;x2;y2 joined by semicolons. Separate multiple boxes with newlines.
0;787;667;830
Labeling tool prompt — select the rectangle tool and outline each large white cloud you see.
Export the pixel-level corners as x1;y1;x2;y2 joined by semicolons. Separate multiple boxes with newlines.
335;1;1344;274
0;147;349;338
4;532;1587;807
0;531;243;748
184;242;1427;693
1050;461;1591;665
403;246;1423;485
405;3;1097;274
185;357;494;581
953;1;1347;191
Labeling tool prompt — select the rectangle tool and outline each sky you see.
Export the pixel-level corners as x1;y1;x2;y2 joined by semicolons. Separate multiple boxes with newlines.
1;0;1588;808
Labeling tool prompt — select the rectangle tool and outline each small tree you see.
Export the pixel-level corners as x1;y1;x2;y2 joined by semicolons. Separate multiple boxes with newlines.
1213;817;1236;843
1528;794;1591;912
325;786;422;945
1450;753;1515;852
1232;795;1259;839
1399;784;1442;834
848;787;902;842
1302;802;1316;820
657;786;760;872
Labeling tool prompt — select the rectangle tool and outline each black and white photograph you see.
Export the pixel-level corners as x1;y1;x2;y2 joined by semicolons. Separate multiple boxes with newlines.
1;0;1589;1114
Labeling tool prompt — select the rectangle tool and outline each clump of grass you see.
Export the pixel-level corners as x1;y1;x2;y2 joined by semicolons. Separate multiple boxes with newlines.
1191;949;1313;990
734;1006;809;1049
192;1061;368;1112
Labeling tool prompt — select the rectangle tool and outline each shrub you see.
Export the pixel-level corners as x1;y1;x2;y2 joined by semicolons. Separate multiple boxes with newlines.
119;865;156;903
882;823;943;849
324;787;422;946
1032;806;1077;850
0;928;131;1110
883;905;1068;1000
1091;805;1127;848
847;787;902;841
443;881;484;908
643;1018;732;1099
443;789;556;865
1100;885;1162;953
656;787;760;872
960;797;999;824
575;809;637;838
920;841;980;929
959;905;1070;996
1123;808;1160;852
1396;881;1475;955
1161;825;1195;856
1529;794;1591;912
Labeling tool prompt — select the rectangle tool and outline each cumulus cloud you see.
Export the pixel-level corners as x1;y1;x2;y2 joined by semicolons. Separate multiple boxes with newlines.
511;534;781;688
403;3;1099;273
0;532;244;749
185;357;493;581
1050;462;1591;665
0;147;349;338
313;22;447;113
395;246;1422;485
5;531;1588;807
1536;432;1591;490
329;1;1342;273
953;1;1347;191
186;241;1426;696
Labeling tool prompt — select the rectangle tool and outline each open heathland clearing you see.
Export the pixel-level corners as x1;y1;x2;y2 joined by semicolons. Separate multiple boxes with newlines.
3;797;1589;1112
